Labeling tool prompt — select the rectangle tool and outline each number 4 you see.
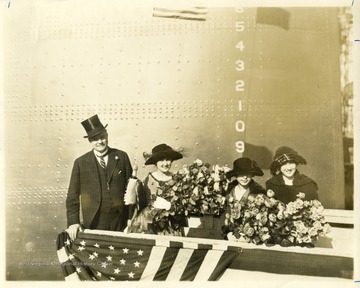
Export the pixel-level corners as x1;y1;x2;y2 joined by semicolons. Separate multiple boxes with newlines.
236;41;244;51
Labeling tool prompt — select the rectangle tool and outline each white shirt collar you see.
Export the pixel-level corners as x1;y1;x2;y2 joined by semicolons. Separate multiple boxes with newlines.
93;148;109;158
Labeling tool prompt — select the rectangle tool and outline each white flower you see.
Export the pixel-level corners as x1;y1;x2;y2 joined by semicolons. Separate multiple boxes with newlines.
296;192;305;199
267;189;275;198
223;166;231;173
203;186;209;195
115;156;119;160
195;159;203;166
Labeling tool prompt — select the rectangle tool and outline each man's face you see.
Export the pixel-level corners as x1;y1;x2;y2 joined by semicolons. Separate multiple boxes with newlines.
89;131;108;153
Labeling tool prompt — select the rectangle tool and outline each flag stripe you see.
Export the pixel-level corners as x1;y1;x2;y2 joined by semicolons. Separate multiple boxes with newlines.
194;250;224;281
156;238;170;247
57;246;69;263
165;248;194;280
65;271;81;281
208;250;240;281
183;242;199;249
153;7;207;21
140;246;167;280
153;7;208;15
169;240;183;248
56;230;241;281
153;247;179;280
153;12;206;21
180;249;207;281
199;244;215;250
61;259;77;279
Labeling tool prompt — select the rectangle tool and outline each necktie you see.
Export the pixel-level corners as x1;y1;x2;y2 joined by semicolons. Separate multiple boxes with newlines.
97;155;106;169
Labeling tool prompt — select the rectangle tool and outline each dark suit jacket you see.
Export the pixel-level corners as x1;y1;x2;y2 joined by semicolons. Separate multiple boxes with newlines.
66;147;132;230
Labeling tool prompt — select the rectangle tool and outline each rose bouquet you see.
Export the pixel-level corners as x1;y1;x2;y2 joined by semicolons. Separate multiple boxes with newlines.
275;192;332;246
173;159;230;216
152;159;230;217
223;190;331;247
223;190;286;245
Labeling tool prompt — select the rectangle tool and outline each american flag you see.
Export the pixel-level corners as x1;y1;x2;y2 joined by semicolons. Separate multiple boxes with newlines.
256;8;290;30
153;7;208;21
56;229;240;281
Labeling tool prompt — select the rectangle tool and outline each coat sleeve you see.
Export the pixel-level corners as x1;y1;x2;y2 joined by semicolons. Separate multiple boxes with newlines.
123;152;133;181
66;159;81;227
305;182;320;201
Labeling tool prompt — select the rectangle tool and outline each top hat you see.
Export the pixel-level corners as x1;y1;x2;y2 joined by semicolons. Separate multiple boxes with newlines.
269;146;307;175
226;157;264;179
81;114;108;138
144;143;183;165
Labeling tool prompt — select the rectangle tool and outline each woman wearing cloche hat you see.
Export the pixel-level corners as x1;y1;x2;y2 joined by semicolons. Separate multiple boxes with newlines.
222;157;266;240
266;146;319;204
126;143;185;235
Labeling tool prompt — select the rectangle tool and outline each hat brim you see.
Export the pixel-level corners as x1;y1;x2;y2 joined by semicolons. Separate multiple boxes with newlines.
83;124;108;138
270;153;307;174
145;151;183;165
226;167;264;178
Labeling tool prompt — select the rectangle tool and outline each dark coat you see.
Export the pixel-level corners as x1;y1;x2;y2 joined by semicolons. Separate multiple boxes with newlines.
222;180;266;239
225;179;266;209
66;147;132;230
265;171;319;204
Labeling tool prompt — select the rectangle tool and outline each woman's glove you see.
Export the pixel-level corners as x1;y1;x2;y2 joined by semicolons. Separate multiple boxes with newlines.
153;196;171;210
66;224;82;240
227;232;237;241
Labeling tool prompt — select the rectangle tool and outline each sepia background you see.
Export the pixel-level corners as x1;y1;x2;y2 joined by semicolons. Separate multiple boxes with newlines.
2;0;355;281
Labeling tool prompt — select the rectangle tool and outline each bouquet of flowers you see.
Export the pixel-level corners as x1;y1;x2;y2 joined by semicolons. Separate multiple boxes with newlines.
274;192;332;247
223;190;331;247
173;159;230;216
153;159;230;218
223;190;286;245
145;178;186;235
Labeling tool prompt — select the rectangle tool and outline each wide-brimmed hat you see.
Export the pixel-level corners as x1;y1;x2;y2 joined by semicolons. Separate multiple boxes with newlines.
226;157;264;178
144;143;183;165
81;114;108;138
269;146;307;175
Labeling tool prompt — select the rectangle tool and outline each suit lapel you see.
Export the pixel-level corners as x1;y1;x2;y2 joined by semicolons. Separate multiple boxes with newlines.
85;151;101;187
106;148;119;184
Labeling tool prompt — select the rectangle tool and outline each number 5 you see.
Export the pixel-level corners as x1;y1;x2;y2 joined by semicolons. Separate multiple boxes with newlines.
235;21;245;32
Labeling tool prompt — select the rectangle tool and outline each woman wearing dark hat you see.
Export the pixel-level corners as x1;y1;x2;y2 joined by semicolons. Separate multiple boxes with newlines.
126;143;184;235
266;146;319;204
222;157;266;240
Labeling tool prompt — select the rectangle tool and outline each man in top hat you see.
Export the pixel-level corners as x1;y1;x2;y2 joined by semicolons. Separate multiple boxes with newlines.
66;114;133;240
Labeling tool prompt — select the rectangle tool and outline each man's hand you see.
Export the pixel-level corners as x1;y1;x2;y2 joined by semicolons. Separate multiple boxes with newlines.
153;196;171;210
66;224;81;240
